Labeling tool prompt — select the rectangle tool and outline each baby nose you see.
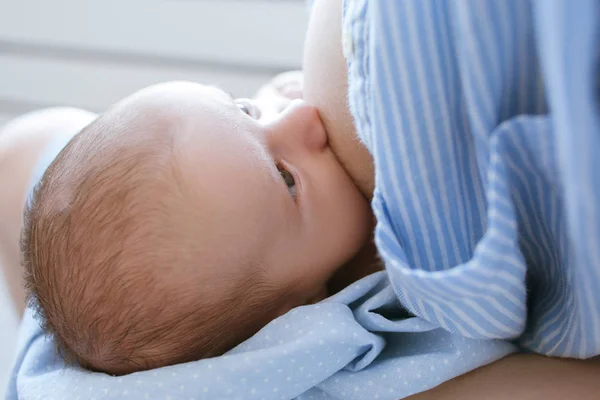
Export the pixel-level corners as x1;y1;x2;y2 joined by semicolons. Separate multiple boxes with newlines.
266;100;327;153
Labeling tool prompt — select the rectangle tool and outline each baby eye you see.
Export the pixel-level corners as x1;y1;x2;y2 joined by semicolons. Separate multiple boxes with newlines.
237;102;251;115
277;165;296;199
236;99;261;119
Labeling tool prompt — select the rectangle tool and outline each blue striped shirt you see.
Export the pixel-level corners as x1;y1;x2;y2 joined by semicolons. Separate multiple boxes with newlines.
346;0;600;358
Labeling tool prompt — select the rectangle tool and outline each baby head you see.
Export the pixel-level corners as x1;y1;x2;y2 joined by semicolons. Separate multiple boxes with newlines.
22;82;371;375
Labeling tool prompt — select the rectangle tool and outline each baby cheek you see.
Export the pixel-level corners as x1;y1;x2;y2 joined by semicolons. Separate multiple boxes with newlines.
317;187;370;261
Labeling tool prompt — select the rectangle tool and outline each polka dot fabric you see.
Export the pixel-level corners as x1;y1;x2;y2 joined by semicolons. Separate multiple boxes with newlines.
6;272;515;399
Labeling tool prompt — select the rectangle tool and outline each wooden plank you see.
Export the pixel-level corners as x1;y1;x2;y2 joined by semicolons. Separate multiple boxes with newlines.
0;54;274;112
0;0;308;69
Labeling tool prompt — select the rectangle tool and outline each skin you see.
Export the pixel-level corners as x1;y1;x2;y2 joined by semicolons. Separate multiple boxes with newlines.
1;82;374;320
412;354;600;400
303;0;375;200
115;82;373;310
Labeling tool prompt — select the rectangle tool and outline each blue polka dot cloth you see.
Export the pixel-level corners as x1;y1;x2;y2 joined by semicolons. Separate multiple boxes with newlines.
6;272;515;399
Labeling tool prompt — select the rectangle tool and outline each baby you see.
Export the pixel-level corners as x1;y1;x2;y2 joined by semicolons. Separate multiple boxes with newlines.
21;79;374;375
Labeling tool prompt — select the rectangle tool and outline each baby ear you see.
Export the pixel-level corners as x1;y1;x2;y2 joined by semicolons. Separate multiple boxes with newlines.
307;286;329;305
273;286;327;318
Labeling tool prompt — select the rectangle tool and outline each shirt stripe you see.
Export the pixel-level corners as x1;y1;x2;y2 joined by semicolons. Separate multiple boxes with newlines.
347;0;600;358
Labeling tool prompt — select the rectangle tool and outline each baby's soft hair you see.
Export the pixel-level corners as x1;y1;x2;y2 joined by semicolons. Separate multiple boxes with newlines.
21;107;280;375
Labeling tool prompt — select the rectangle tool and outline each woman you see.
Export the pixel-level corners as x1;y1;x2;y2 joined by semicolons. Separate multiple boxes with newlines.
302;0;600;398
2;0;599;398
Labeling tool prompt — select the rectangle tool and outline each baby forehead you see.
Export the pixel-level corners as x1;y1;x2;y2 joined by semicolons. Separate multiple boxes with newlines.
127;82;232;112
116;93;242;146
173;138;279;224
178;147;276;206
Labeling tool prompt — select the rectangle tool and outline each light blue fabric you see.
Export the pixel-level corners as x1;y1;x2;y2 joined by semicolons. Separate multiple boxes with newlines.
347;0;600;359
7;273;514;400
6;0;600;399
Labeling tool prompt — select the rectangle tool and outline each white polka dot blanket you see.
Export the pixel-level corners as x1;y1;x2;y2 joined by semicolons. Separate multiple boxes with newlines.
6;272;514;400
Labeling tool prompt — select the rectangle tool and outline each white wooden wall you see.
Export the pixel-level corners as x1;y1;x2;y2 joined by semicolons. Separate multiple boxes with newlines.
0;0;309;123
0;0;309;394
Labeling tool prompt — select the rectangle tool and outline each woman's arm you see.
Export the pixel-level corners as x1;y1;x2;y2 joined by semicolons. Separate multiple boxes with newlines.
0;107;95;316
410;354;600;400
